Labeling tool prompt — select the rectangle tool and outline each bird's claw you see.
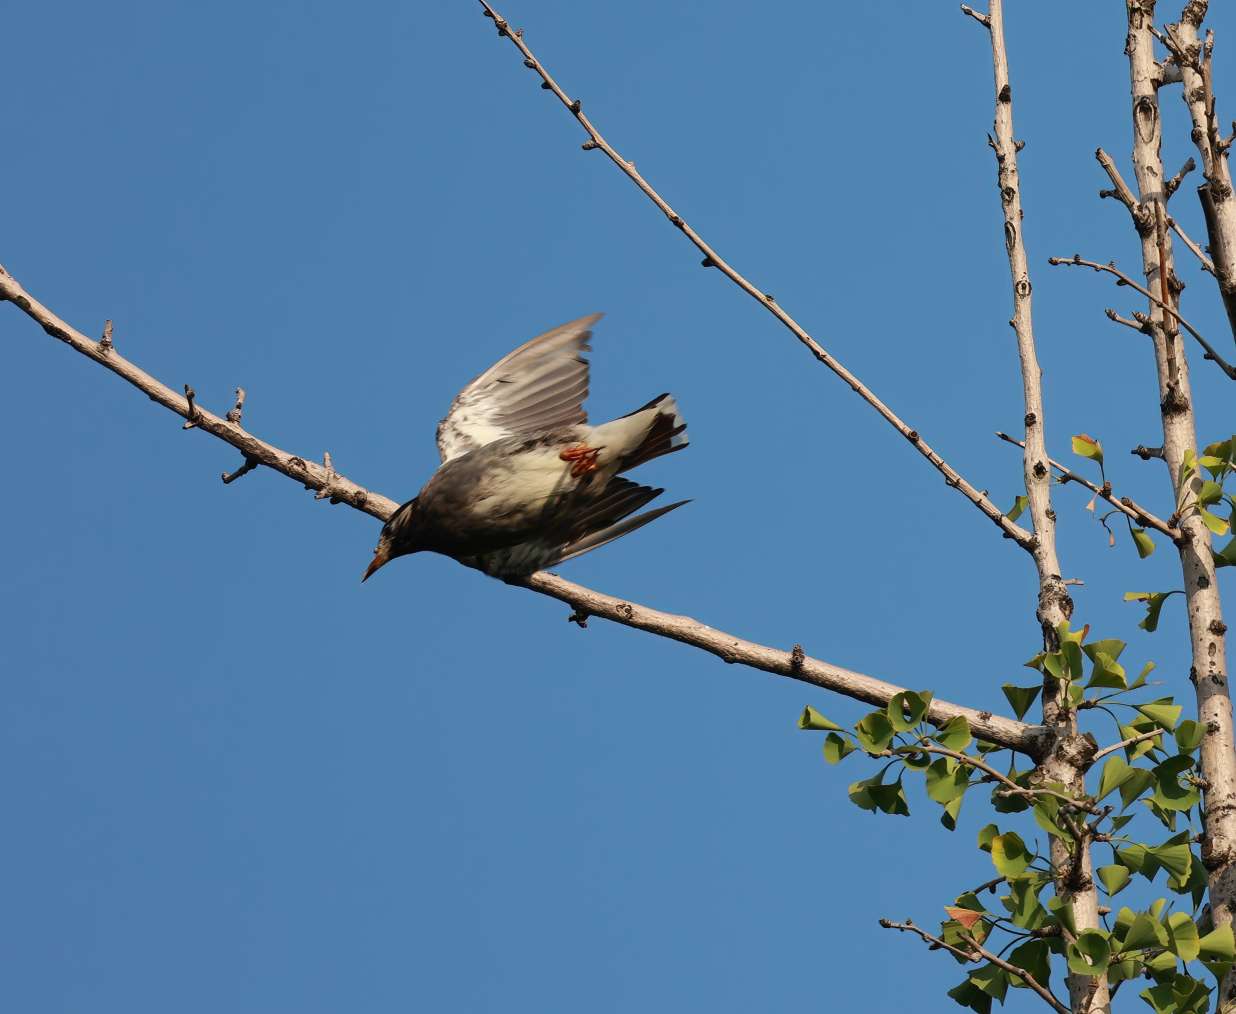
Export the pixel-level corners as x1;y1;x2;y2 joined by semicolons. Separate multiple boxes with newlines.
559;444;601;477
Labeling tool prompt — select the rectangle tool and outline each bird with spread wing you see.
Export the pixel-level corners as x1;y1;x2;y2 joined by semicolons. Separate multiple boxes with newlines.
362;314;689;581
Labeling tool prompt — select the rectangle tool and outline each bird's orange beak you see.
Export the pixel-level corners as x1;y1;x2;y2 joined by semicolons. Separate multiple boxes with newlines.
362;546;391;582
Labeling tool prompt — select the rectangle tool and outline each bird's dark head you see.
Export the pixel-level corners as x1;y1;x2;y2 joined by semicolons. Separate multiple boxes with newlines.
362;498;422;582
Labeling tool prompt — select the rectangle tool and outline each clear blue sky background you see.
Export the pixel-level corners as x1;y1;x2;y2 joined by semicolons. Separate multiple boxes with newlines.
4;2;1234;1011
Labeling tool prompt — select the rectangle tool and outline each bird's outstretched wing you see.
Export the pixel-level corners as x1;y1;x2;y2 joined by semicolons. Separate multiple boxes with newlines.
435;314;600;463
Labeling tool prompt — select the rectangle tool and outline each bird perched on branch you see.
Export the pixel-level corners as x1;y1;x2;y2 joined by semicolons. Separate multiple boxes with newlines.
362;313;689;582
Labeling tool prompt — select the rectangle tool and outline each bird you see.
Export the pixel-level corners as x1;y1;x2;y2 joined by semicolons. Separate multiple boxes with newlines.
361;313;689;582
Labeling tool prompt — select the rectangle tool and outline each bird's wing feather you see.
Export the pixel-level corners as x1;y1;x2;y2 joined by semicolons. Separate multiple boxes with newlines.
465;478;687;577
435;313;601;463
552;500;690;567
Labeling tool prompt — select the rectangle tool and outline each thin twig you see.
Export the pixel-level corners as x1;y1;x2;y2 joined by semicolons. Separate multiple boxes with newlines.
1048;254;1236;379
995;432;1181;540
1095;147;1144;223
1105;307;1146;332
900;741;1100;814
1169;216;1217;275
474;0;1034;552
879;919;1069;1014
0;261;1047;758
1093;727;1164;762
965;0;1067;640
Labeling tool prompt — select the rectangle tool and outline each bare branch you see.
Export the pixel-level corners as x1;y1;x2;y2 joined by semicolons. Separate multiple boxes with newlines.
973;8;1106;1008
1166;157;1197;199
1170;7;1236;344
879;918;1069;1014
0;262;1045;758
99;318;113;352
473;0;1034;552
995;432;1181;540
1124;12;1236;1004
1095;147;1145;223
1168;215;1217;274
972;0;1070;639
1048;254;1236;378
958;4;991;29
1105;307;1148;332
526;571;1043;754
1132;444;1165;461
1093;727;1164;762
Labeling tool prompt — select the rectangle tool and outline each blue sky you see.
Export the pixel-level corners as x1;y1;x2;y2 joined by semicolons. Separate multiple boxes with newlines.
4;2;1234;1011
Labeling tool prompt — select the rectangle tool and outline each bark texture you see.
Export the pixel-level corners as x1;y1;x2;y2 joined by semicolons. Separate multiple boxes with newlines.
1124;6;1236;1009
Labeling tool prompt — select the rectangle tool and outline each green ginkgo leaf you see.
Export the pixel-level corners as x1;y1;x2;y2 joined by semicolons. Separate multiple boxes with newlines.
1165;912;1201;962
1001;683;1041;721
990;832;1031;878
1098;865;1131;895
1073;433;1104;465
1138;702;1183;732
798;705;842;731
1067;929;1111;976
1132;527;1156;558
1006;495;1029;523
822;733;855;764
855;711;894;754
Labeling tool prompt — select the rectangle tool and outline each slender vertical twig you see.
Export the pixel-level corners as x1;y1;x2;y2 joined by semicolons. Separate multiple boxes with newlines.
966;4;1106;1010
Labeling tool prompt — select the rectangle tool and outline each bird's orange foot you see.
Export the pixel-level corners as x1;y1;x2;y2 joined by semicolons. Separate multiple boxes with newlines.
559;444;601;478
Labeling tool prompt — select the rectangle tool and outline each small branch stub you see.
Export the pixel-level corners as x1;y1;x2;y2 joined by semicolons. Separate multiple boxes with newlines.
959;4;991;28
226;387;247;425
99;319;113;352
221;456;258;485
182;385;199;429
314;451;336;501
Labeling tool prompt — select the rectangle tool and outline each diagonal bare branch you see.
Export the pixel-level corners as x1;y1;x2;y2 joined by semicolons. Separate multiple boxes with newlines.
1048;254;1236;379
879;918;1069;1013
995;432;1181;540
1092;727;1164;762
473;0;1034;553
0;262;1045;758
1169;215;1217;274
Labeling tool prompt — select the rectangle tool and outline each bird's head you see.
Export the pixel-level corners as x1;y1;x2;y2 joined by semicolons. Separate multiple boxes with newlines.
362;498;421;582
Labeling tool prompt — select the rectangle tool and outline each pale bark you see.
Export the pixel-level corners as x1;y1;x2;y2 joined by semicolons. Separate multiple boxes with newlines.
475;0;1034;552
0;262;1045;758
974;4;1104;1010
1169;2;1236;344
1123;6;1236;1010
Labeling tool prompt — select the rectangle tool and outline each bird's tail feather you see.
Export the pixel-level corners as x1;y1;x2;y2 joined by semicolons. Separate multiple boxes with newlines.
552;499;690;567
615;393;688;473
